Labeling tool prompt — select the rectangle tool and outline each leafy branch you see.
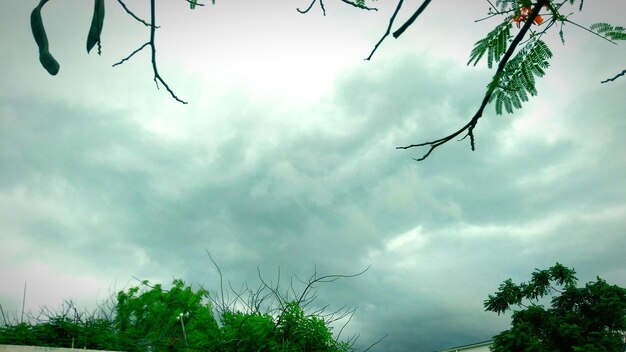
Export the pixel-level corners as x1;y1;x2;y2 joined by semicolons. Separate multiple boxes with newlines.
397;0;549;161
484;262;577;315
395;0;625;161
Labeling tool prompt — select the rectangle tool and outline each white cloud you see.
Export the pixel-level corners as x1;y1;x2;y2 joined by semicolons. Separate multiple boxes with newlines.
2;1;626;351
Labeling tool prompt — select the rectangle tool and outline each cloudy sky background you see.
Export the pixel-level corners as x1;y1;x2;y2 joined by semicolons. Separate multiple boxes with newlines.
1;1;626;351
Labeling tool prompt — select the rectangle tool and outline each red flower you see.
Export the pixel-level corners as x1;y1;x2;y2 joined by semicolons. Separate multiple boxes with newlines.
512;7;543;28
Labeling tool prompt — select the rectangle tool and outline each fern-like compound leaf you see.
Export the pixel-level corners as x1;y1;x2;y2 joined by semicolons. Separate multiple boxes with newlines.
490;39;552;114
495;0;519;12
590;22;626;41
468;22;512;68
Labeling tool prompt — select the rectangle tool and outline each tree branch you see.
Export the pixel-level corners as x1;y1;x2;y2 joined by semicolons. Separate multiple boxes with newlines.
297;0;320;15
366;0;431;60
397;0;548;161
116;0;156;27
113;0;187;103
296;266;369;305
338;0;377;11
392;0;432;39
298;0;375;15
366;0;404;60
149;0;187;104
112;42;149;67
601;68;626;83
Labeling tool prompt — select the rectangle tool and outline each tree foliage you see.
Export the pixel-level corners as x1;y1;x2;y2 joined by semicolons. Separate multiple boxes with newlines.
397;0;625;160
485;263;626;352
114;278;221;352
0;264;373;351
0;300;117;350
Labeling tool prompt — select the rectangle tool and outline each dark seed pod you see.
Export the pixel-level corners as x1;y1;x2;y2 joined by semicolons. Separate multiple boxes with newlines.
39;50;60;75
30;0;59;75
86;0;105;54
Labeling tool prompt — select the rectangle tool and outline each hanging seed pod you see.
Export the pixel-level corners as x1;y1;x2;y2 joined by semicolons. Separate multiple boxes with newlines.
30;0;59;75
86;0;105;54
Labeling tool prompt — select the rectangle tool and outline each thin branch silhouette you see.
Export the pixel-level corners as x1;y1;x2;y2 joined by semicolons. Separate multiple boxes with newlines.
397;0;548;161
601;68;626;83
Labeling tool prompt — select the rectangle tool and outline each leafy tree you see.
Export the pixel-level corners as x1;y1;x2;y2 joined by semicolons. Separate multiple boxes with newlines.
219;303;350;352
1;262;373;351
114;278;221;352
485;263;626;352
203;252;377;351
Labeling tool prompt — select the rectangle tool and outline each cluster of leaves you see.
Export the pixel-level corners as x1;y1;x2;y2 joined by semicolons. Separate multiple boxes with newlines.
466;0;625;116
114;279;221;352
220;302;350;351
489;38;552;114
0;265;371;352
485;263;626;352
467;19;553;115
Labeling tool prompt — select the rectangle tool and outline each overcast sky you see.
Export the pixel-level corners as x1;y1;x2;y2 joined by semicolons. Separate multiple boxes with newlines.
1;1;625;351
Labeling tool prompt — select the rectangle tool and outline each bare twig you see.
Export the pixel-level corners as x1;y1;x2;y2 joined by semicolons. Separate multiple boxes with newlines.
366;0;432;60
21;282;26;324
113;0;187;104
297;0;326;15
149;0;188;104
363;334;388;352
397;0;548;160
366;0;404;60
297;0;319;14
112;42;149;67
206;250;227;313
116;0;156;27
298;0;375;16
0;300;8;325
296;266;370;304
601;68;626;83
184;0;206;7
339;0;377;11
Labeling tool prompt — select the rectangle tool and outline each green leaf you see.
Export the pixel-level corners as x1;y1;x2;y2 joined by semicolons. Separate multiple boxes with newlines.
468;22;512;68
491;39;552;114
590;22;626;41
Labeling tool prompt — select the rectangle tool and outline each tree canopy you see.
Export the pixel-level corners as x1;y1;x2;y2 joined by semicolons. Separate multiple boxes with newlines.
485;263;626;352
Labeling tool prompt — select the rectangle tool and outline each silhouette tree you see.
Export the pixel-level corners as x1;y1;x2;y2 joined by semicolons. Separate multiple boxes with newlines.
485;263;626;352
